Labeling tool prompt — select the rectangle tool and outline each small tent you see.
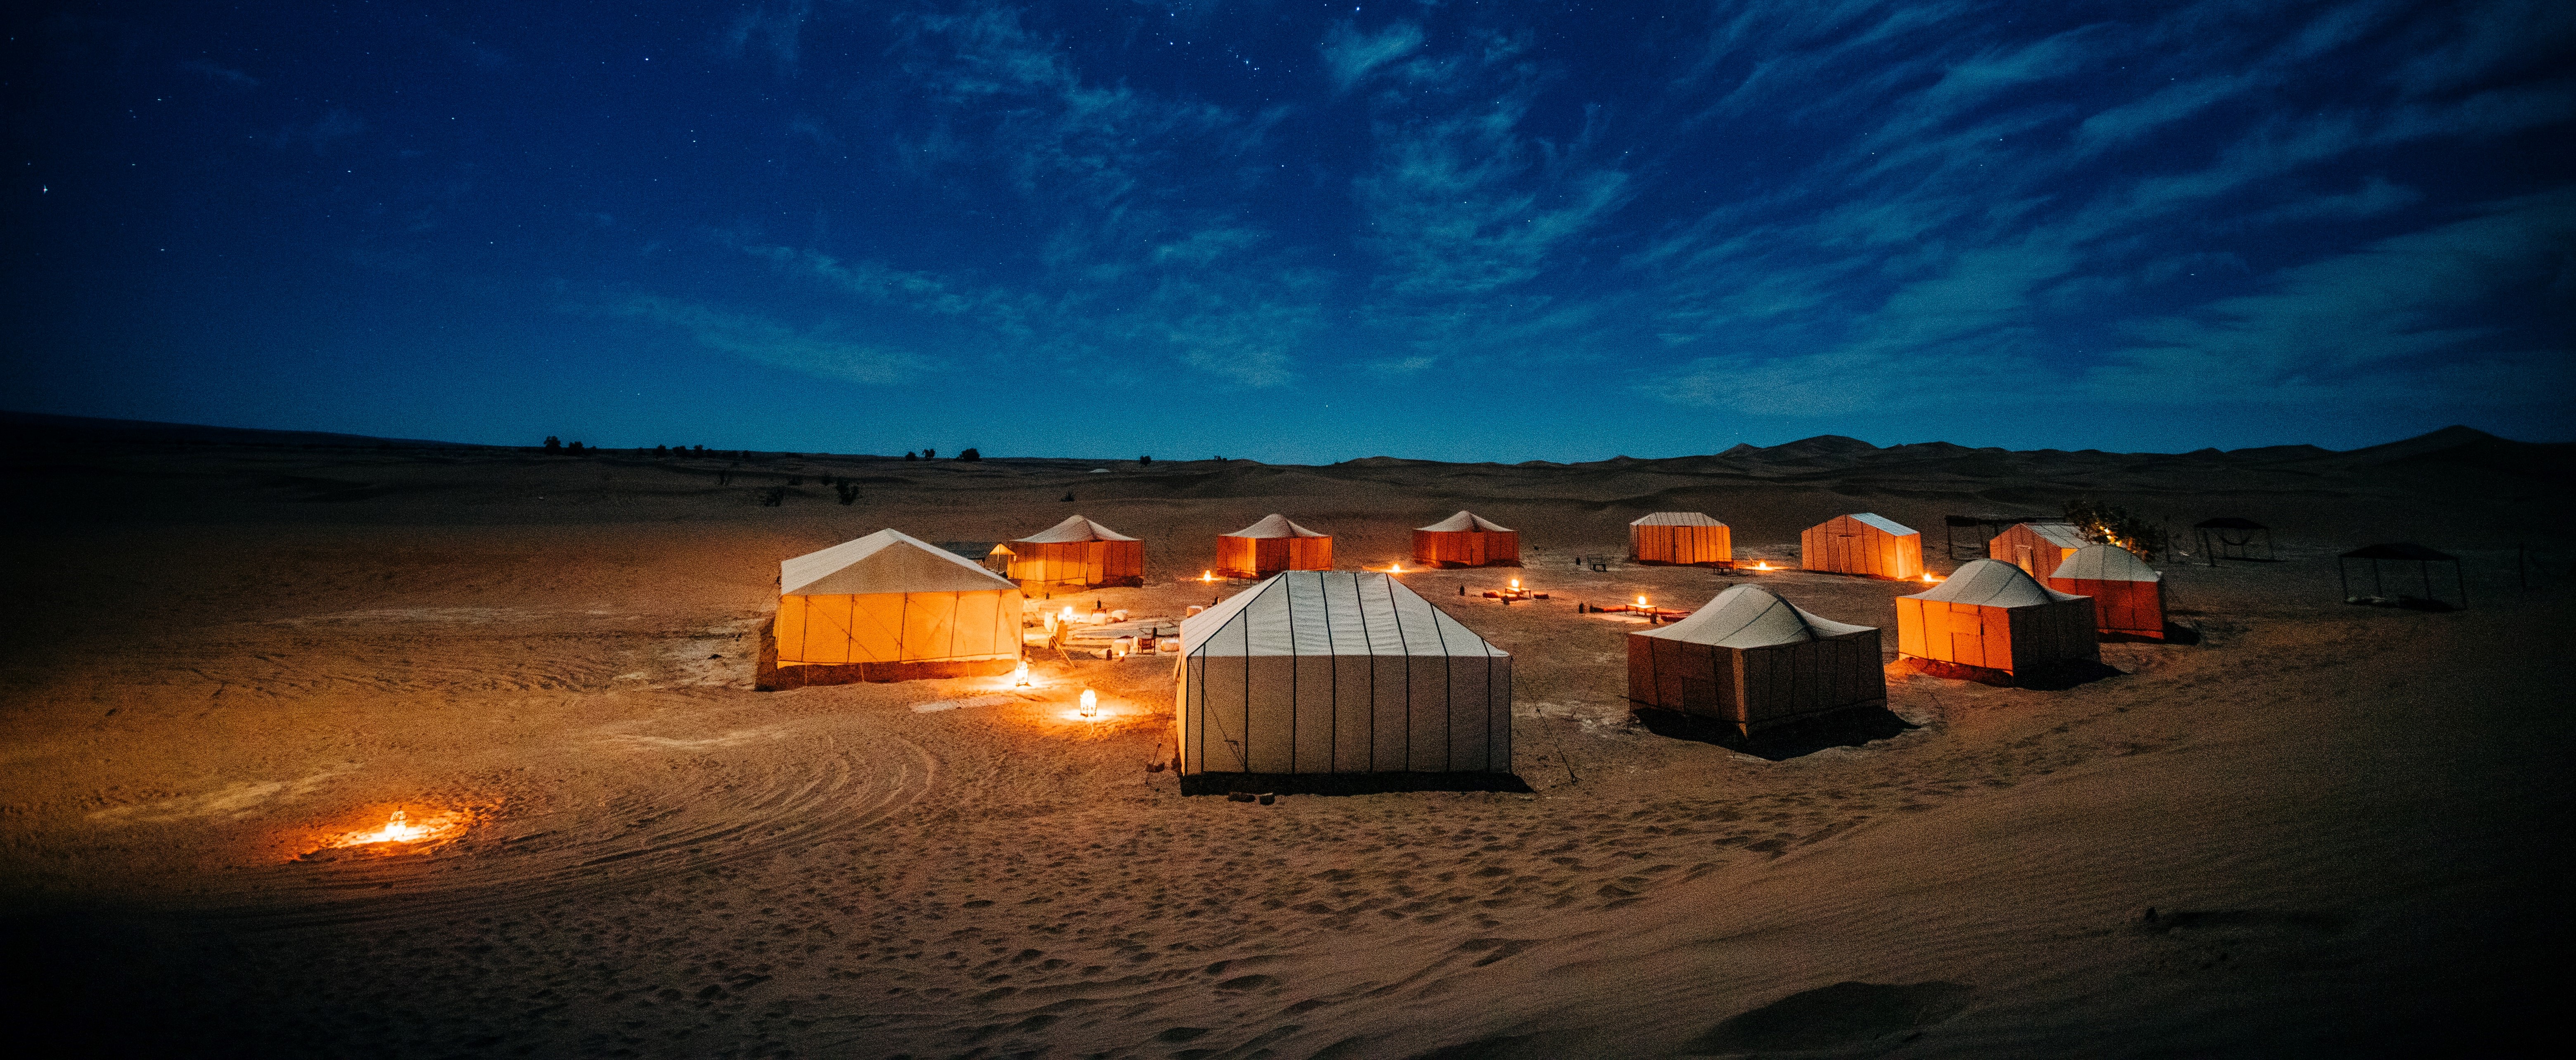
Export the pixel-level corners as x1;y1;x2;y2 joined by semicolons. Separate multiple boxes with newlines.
1991;522;2091;578
1413;511;1521;568
1627;585;1885;737
1008;515;1145;588
1801;513;1924;579
770;529;1024;684
2045;543;2166;639
1895;559;2097;678
1631;512;1732;565
1175;571;1510;776
1216;514;1332;578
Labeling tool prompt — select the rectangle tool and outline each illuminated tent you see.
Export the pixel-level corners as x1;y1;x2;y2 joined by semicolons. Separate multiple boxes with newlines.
1800;513;1924;580
2045;543;2166;639
1627;585;1885;737
1175;571;1510;776
1216;514;1333;578
1630;512;1733;565
1413;511;1521;568
1007;515;1145;588
1895;559;2097;678
769;529;1024;684
1991;522;2091;578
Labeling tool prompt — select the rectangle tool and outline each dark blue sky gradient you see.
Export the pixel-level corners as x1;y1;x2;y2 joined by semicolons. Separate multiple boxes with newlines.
6;1;2571;461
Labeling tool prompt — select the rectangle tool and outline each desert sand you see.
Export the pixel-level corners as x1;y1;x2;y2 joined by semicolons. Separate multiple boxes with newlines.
2;420;2569;1058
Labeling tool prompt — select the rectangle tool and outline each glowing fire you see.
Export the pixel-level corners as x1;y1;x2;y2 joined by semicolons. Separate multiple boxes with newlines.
325;808;466;849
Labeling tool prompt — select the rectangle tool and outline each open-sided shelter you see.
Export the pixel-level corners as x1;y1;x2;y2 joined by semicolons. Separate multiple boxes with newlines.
1801;513;1924;579
1991;522;2091;579
1175;571;1510;777
1631;512;1733;565
1895;559;2097;679
2045;543;2166;639
1627;585;1885;737
2337;543;2467;609
2195;518;2274;562
772;529;1023;683
1413;511;1521;568
1008;515;1145;588
1216;514;1332;578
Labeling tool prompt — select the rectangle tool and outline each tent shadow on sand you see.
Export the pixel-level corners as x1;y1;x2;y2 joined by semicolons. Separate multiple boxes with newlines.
1176;772;1535;797
1632;705;1920;762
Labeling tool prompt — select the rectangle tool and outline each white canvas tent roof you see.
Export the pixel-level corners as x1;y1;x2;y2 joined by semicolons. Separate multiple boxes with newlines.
2016;522;2093;550
1908;558;2085;607
1846;512;1917;536
1014;515;1138;544
1180;571;1505;659
1227;513;1328;539
2050;543;2160;582
1418;511;1513;533
1631;511;1724;527
781;529;1019;596
1637;585;1872;649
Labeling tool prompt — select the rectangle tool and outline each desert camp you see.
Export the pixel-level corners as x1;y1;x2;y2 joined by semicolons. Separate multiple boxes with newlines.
1630;511;1733;565
1412;510;1521;568
1214;513;1333;578
2046;543;2168;639
766;528;1026;685
1007;514;1145;588
1626;584;1885;737
1991;520;2093;578
1801;512;1925;580
1894;557;2100;680
1174;570;1510;777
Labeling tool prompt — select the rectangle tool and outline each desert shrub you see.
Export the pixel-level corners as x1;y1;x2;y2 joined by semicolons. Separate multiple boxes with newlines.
958;448;981;461
759;486;787;507
654;444;669;457
567;441;587;453
905;451;917;461
1139;455;1152;465
2064;498;2168;559
544;436;561;452
835;481;860;505
923;448;937;460
1062;491;1075;502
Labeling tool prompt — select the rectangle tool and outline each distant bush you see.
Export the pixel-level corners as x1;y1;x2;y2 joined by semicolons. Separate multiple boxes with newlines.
835;481;860;505
924;448;937;460
759;486;787;507
905;451;918;461
957;448;981;461
544;436;561;452
567;441;587;454
2064;498;2168;559
654;444;670;457
1139;455;1152;465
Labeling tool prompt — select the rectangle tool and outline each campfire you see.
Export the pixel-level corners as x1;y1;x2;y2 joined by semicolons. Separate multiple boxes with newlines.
318;807;469;852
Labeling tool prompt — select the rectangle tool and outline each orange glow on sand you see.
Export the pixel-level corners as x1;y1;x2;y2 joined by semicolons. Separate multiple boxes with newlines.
1200;569;1215;583
1922;572;1943;583
323;808;468;850
1754;561;1774;571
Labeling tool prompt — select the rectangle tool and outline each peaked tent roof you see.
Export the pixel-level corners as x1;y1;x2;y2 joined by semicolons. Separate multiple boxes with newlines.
1419;510;1513;533
1638;585;1872;648
1180;571;1505;658
1844;512;1917;536
1908;558;2086;607
2013;522;2093;549
1014;515;1138;544
1225;513;1328;538
2050;543;2161;582
782;529;1019;596
1632;511;1724;527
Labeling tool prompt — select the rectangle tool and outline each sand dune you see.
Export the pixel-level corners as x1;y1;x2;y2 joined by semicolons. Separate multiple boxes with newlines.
1;421;2568;1057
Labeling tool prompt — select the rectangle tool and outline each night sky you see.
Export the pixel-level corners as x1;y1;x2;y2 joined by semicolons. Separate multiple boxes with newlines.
6;1;2571;462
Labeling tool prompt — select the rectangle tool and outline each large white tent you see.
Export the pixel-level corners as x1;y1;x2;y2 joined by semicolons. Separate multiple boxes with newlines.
1175;571;1511;776
1894;558;2096;678
770;529;1023;684
1628;585;1885;737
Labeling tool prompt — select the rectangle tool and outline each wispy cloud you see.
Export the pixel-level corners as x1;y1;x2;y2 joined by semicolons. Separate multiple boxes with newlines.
609;296;927;384
724;1;812;75
1321;21;1425;91
180;59;256;87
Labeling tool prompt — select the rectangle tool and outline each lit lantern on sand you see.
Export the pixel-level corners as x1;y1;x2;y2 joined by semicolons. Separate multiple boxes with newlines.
1753;561;1774;571
1012;659;1031;687
325;808;465;849
1079;688;1099;721
1389;562;1404;574
1922;572;1942;583
1200;570;1215;583
1636;595;1649;608
1509;578;1520;590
